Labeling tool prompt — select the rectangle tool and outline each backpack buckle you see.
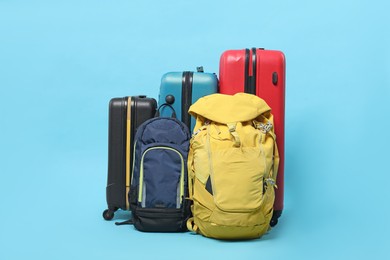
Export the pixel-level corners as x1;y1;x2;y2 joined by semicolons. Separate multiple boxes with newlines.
265;178;277;187
192;121;210;137
259;122;273;133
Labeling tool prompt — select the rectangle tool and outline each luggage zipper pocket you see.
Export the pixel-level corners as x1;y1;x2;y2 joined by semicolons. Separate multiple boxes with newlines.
138;146;185;208
133;207;187;232
135;208;183;218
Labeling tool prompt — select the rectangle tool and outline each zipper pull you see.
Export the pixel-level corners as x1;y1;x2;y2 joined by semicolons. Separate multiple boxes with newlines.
265;178;278;189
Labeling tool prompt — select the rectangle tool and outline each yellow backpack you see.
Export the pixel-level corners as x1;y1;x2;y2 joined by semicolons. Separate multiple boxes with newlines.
186;93;279;240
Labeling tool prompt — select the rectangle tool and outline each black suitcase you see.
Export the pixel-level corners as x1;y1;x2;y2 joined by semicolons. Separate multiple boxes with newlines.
103;95;157;220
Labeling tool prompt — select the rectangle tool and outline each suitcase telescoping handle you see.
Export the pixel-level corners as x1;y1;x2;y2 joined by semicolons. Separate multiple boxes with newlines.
155;102;177;118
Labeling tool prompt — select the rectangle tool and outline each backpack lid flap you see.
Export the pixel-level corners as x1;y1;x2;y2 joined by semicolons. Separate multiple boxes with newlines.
188;93;271;124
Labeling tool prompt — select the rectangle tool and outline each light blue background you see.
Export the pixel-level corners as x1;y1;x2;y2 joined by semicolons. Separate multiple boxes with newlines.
1;0;389;259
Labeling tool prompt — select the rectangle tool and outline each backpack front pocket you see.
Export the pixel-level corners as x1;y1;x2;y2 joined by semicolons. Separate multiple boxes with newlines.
211;147;265;212
133;208;187;232
138;145;185;209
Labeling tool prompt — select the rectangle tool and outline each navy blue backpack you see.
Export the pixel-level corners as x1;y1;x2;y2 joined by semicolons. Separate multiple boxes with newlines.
126;105;191;232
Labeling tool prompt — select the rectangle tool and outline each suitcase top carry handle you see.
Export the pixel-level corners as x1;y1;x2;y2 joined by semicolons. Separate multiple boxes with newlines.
196;66;204;73
155;103;177;118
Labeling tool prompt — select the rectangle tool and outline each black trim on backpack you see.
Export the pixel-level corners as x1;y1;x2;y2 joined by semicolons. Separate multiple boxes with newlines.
132;203;190;232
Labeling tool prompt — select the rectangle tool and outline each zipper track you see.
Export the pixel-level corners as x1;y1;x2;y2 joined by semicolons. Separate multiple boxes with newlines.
138;146;185;206
244;48;258;95
135;208;182;218
244;49;250;93
181;72;193;130
125;97;132;210
251;47;257;94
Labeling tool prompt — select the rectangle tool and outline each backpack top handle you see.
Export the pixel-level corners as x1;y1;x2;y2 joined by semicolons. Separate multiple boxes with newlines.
155;103;177;118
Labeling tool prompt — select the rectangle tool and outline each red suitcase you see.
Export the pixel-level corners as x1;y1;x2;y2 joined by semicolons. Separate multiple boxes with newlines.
219;48;285;226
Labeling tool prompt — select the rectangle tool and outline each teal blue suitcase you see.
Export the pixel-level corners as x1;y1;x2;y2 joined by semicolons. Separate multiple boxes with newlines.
158;67;218;132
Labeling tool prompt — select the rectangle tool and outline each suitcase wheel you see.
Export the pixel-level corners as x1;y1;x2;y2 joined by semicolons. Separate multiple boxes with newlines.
270;217;278;227
102;209;115;220
270;210;282;227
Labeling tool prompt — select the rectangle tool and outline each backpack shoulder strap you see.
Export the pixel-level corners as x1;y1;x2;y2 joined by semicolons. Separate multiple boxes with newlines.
270;141;280;184
187;144;194;200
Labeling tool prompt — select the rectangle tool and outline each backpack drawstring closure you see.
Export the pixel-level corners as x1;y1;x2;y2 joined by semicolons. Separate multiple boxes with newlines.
227;122;241;147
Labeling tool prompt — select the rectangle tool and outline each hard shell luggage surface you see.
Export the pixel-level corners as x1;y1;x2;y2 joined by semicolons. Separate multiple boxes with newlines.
103;96;157;221
219;48;286;226
158;68;218;131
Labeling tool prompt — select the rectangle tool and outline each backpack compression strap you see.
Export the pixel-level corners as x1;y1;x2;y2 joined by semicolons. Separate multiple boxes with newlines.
187;145;194;200
266;122;279;183
186;141;198;234
254;118;280;184
270;139;280;185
